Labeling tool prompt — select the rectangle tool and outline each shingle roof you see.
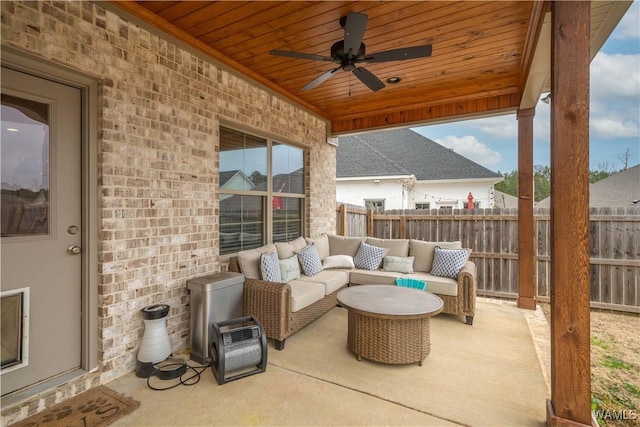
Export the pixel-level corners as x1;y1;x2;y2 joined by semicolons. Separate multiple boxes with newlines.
337;128;501;181
590;164;640;207
538;164;640;208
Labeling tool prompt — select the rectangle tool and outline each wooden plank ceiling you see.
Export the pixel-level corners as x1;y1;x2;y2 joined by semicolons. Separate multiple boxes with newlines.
111;1;565;135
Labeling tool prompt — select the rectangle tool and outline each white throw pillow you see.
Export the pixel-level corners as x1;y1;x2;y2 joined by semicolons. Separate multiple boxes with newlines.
382;256;415;274
279;255;301;282
322;255;355;269
430;247;471;278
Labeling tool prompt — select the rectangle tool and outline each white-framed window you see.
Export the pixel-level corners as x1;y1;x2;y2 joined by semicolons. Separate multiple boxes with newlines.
364;199;385;211
415;202;430;210
219;126;305;254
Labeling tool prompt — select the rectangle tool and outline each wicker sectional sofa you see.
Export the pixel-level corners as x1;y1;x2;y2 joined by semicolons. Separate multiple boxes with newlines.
229;234;477;350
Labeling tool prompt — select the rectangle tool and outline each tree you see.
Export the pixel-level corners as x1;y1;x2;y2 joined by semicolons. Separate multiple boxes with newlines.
494;170;518;197
589;161;615;183
495;163;623;202
533;165;550;202
250;170;267;185
616;148;633;170
494;166;551;202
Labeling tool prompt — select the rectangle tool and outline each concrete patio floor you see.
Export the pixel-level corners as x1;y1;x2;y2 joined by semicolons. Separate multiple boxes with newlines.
107;298;551;426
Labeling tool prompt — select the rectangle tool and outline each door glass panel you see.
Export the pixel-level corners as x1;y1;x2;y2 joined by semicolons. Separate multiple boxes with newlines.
1;94;50;236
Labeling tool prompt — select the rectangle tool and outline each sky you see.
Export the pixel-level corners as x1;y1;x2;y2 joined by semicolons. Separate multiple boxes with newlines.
412;1;640;174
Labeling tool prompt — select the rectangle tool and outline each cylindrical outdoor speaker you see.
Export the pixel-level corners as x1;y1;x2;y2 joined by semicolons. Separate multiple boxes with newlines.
136;304;171;378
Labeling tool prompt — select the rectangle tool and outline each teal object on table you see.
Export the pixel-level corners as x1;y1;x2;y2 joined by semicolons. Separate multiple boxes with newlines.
395;278;427;291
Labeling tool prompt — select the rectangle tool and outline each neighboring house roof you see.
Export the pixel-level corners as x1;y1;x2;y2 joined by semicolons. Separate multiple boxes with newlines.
337;128;502;181
537;164;640;208
494;190;519;209
220;170;254;189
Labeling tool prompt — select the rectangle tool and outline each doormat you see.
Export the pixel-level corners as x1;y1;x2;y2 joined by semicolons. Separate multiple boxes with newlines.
12;386;139;427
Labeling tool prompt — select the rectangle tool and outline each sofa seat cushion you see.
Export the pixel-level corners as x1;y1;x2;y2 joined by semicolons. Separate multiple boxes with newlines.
298;270;349;295
348;270;459;297
287;280;326;312
349;269;400;286
407;273;458;297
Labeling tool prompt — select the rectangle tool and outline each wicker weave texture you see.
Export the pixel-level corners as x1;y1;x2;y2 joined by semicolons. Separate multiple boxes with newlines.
230;256;345;343
347;311;430;365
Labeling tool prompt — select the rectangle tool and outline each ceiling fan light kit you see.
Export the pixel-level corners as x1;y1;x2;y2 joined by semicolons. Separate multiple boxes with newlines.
270;12;432;92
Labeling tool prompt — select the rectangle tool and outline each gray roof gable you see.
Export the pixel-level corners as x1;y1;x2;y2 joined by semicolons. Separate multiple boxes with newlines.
589;164;640;207
337;128;502;181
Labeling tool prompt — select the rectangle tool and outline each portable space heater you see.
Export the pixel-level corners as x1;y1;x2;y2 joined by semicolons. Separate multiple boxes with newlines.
210;316;267;385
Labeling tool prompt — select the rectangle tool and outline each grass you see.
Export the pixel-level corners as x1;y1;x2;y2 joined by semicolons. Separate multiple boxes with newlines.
541;305;640;426
590;311;640;426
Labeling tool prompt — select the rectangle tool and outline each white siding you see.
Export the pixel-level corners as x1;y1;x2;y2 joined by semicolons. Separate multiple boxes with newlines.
337;178;498;210
337;180;406;209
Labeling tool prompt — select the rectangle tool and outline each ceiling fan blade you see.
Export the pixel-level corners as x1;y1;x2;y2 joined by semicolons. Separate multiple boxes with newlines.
270;50;334;62
303;67;342;90
352;67;385;92
365;45;433;63
343;12;368;56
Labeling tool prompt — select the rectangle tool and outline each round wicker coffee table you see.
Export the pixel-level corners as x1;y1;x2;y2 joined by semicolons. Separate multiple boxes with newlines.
337;285;443;366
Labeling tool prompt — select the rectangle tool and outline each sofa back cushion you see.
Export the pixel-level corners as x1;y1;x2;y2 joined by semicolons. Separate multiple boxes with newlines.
327;235;364;257
409;240;462;272
275;236;307;259
305;234;330;260
237;243;277;279
365;237;409;257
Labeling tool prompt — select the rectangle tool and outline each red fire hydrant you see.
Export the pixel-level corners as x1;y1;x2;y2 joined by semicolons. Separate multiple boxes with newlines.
467;192;474;209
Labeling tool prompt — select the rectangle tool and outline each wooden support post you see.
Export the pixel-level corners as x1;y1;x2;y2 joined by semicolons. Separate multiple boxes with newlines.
339;204;347;236
517;108;536;310
366;209;374;237
547;1;593;426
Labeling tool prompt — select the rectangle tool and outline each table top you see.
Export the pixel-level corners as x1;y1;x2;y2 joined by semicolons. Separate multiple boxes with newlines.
337;285;443;319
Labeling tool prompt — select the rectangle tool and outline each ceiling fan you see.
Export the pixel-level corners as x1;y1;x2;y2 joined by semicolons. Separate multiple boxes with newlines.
270;12;432;92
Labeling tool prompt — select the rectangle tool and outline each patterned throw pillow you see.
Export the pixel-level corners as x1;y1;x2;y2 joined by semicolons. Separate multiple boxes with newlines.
430;247;471;278
353;241;389;271
260;251;281;282
296;243;324;276
279;255;301;282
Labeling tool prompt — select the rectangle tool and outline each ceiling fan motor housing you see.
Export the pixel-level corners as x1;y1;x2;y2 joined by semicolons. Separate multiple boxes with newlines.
331;40;366;62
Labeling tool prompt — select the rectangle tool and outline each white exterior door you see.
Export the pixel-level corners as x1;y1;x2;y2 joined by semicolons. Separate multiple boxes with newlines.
1;66;82;396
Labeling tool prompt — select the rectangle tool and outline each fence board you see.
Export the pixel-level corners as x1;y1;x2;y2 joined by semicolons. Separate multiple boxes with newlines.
336;203;640;313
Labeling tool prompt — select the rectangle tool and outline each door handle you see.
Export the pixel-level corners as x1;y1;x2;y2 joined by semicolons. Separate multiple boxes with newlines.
67;245;81;255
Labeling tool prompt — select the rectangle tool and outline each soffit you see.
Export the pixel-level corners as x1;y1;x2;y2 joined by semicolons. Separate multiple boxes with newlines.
110;1;630;135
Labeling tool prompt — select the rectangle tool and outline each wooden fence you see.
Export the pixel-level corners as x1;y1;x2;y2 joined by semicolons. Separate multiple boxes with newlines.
336;203;640;313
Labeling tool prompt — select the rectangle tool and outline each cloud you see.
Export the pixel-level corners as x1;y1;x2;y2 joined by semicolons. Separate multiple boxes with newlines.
591;117;639;138
591;52;640;101
435;135;503;167
590;52;640;138
468;115;518;139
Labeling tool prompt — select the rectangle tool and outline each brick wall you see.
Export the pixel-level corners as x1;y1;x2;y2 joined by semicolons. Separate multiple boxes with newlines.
1;0;335;419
